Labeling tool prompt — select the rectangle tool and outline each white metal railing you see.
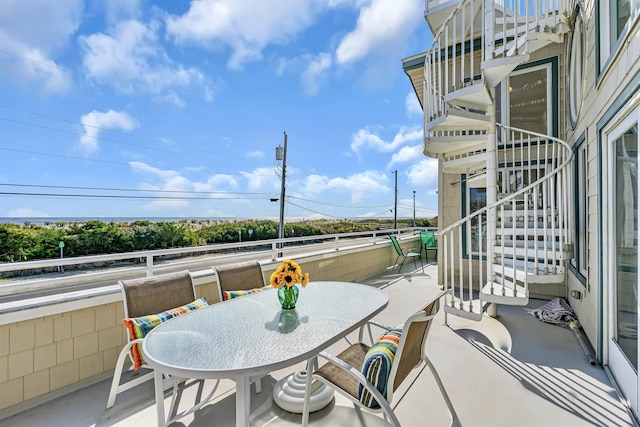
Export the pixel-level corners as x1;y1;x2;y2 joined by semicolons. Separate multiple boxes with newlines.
424;0;569;130
487;0;569;60
424;0;482;127
440;124;572;317
0;227;431;296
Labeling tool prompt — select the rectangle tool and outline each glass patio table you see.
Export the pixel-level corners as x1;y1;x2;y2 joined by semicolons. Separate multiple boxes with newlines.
142;280;389;427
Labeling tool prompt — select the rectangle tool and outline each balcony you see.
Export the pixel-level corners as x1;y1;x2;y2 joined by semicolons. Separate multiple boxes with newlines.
0;231;636;426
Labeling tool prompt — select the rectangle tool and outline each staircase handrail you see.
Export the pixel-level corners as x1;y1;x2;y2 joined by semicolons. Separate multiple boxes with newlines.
439;124;573;236
426;0;473;54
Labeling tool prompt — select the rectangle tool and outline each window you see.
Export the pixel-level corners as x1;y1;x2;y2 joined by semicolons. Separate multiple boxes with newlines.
461;175;487;258
571;137;588;282
496;61;555;138
469;187;487;255
598;0;639;74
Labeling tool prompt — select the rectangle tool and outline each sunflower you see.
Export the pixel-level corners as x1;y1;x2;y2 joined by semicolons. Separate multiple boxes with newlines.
270;259;310;288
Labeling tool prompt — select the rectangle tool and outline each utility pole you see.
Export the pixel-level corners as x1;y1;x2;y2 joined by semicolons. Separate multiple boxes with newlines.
393;170;398;230
413;190;416;228
277;131;288;245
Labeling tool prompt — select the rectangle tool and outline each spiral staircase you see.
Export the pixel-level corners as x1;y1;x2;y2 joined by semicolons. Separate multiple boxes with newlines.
416;0;574;320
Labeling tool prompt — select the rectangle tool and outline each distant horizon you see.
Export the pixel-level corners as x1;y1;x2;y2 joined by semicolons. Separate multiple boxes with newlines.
0;215;425;226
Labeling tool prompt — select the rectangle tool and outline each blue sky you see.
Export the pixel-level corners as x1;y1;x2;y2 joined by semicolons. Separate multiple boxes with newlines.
0;0;437;221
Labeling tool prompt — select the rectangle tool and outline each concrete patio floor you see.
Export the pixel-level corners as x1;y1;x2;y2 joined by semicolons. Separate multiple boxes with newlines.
1;263;636;427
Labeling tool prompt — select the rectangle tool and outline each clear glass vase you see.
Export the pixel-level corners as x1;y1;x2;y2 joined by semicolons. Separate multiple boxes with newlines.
278;285;299;310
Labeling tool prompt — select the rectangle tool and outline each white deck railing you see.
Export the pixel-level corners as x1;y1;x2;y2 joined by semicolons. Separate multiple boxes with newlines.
0;227;428;296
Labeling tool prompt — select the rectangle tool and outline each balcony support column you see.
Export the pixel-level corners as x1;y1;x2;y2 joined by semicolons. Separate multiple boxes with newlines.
486;87;498;318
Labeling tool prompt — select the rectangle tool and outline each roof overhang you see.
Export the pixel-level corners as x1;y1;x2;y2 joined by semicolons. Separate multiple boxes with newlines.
402;52;426;109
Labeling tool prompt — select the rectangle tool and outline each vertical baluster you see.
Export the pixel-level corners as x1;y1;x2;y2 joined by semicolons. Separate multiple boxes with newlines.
468;217;473;311
470;0;475;84
479;212;484;299
542;137;549;269
515;0;520;55
444;231;449;292
436;39;441;116
461;2;466;88
545;0;550;31
450;230;455;308
550;141;558;267
458;227;464;310
452;9;457;90
445;23;449;96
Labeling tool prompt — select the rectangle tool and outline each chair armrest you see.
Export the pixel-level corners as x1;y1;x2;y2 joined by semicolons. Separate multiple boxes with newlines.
358;320;393;345
315;351;392;410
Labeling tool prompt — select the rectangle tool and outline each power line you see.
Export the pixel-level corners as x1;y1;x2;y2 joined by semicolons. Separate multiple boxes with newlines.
0;191;267;201
287;195;390;209
0;104;224;157
0;116;217;161
0;183;265;196
285;200;344;218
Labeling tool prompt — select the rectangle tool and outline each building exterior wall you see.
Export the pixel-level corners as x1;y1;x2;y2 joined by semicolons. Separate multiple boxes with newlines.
0;239;405;415
564;2;640;350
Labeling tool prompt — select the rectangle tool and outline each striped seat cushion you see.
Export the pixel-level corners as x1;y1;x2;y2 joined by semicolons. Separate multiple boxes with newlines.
358;326;403;408
123;297;208;370
222;285;272;301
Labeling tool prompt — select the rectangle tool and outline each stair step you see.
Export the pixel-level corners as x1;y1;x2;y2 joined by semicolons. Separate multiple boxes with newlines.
493;245;566;260
443;298;484;321
492;264;565;284
444;82;492;110
482;54;529;87
496;227;563;237
481;278;529;305
427;108;489;133
424;132;486;157
494;257;563;273
443;152;488;173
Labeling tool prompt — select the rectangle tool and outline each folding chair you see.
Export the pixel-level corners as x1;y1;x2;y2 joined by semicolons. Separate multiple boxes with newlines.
420;230;438;263
106;270;201;409
212;260;266;393
389;235;423;272
301;290;460;427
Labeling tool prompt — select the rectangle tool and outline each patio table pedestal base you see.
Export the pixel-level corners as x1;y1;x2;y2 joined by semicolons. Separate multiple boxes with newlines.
273;370;334;414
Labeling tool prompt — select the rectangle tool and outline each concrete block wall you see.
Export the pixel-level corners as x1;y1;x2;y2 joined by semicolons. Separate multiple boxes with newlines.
0;240;399;415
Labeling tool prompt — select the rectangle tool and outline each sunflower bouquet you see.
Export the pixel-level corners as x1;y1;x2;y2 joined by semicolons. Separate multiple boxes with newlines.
270;259;310;288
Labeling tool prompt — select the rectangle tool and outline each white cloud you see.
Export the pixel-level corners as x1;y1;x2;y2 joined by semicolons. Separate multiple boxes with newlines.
335;0;421;66
79;110;138;152
130;161;239;211
301;52;333;95
80;19;204;97
6;208;50;218
130;161;180;180
388;144;423;168
407;158;439;193
351;127;422;155
0;0;81;92
165;0;320;70
246;150;265;159
301;171;389;203
104;0;142;24
405;91;422;117
240;167;280;191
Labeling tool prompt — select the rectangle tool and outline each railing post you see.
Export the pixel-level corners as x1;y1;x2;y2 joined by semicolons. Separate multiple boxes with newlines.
272;242;277;261
335;236;339;251
146;255;153;277
485;88;498;316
